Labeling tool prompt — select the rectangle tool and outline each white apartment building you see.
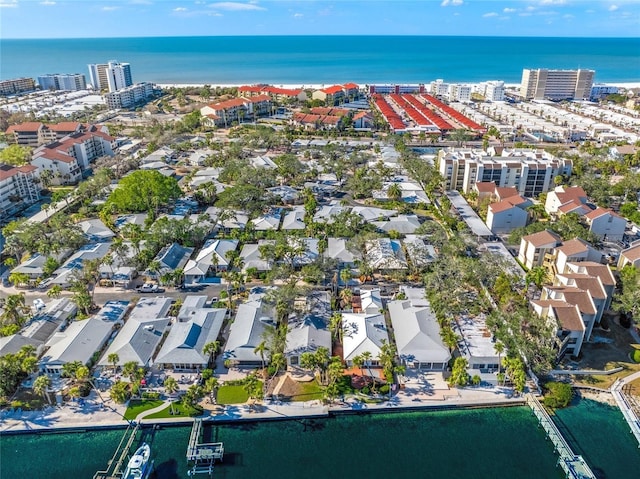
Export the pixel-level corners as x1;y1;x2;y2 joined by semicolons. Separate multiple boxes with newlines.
520;68;595;101
429;79;450;97
31;128;116;183
0;164;40;220
104;82;154;109
438;147;572;197
476;81;505;102
106;61;133;92
37;74;87;91
448;84;472;103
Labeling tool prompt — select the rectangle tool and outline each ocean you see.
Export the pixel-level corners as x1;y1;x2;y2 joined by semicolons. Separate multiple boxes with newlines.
1;36;639;85
1;400;639;479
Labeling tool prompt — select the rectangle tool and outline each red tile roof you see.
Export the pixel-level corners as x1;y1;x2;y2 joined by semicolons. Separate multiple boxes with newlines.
6;122;43;133
322;85;344;94
343;83;359;90
584;207;622;221
523;229;562;247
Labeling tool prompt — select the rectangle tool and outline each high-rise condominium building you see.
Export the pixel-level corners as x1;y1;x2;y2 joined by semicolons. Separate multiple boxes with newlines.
106;61;133;92
88;63;109;90
520;69;595;101
0;77;36;96
37;73;87;91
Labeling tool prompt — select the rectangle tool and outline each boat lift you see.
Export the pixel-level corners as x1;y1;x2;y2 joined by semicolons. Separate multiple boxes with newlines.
186;418;224;476
93;423;141;479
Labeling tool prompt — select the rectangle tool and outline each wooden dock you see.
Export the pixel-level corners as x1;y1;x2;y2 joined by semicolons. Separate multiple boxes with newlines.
93;424;140;479
186;419;224;477
526;394;596;479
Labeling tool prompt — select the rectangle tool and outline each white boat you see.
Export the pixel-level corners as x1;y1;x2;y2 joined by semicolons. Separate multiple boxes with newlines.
123;443;151;479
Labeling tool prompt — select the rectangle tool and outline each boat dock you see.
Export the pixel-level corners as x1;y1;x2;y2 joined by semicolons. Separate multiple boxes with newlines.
525;394;596;479
611;378;640;448
186;418;224;476
93;423;140;479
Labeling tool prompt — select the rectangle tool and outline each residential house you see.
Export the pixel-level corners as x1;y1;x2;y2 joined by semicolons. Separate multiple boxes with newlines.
77;218;115;242
40;301;129;375
550;238;603;275
531;299;585;359
281;206;306;231
518;229;562;269
19;298;77;346
350;206;397;223
223;294;274;367
584;207;627;241
366;238;407;271
618;241;640;269
544;186;588;215
325;238;359;267
341;312;389;368
486;196;531;235
11;250;70;282
98;297;173;367
284;292;332;367
453;314;501;379
240;240;273;272
388;290;450;370
352;111;374;129
357;288;383;315
403;235;437;269
50;242;112;287
373;214;421;235
251;210;282;231
183;239;238;284
155;302;225;370
147;242;193;280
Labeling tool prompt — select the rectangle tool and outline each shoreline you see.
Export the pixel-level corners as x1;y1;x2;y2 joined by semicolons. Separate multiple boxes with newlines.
156;82;640;90
0;395;527;435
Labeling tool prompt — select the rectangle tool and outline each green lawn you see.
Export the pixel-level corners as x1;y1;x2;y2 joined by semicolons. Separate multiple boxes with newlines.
216;385;249;404
291;380;324;402
123;399;163;421
144;401;202;419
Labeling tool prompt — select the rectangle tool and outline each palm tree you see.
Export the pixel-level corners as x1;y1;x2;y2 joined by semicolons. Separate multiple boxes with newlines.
339;287;353;309
203;341;220;368
254;340;269;375
204;377;218;403
164;376;179;414
352;354;364;375
360;351;373;379
329;313;343;343
107;353;120;374
122;361;139;381
387;183;402;202
47;285;63;299
1;293;28;327
33;375;52;405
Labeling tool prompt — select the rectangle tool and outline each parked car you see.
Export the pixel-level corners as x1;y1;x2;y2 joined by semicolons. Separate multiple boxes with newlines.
136;283;165;293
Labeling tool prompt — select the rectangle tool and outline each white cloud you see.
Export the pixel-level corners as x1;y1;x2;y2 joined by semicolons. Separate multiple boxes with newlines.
174;7;187;11
609;5;619;11
0;0;18;7
503;8;516;13
40;1;56;5
102;6;119;11
483;12;498;17
539;0;565;5
293;12;303;17
209;2;265;11
441;0;463;6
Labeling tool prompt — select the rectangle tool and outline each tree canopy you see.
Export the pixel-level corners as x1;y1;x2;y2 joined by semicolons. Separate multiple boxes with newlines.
105;170;181;213
0;144;32;166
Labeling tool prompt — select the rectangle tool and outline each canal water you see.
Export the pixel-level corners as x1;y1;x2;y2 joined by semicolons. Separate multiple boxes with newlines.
1;402;637;479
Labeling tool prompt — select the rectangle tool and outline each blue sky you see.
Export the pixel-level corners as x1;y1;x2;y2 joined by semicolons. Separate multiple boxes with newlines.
1;0;638;38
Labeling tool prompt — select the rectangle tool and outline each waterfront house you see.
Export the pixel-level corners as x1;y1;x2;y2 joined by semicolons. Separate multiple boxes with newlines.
284;292;332;367
98;297;172;367
155;305;225;371
40;301;129;375
341;312;389;368
223;295;274;368
388;293;450;371
453;314;501;380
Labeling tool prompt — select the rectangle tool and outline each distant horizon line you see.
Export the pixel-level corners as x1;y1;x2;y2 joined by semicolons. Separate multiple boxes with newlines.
2;34;639;41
